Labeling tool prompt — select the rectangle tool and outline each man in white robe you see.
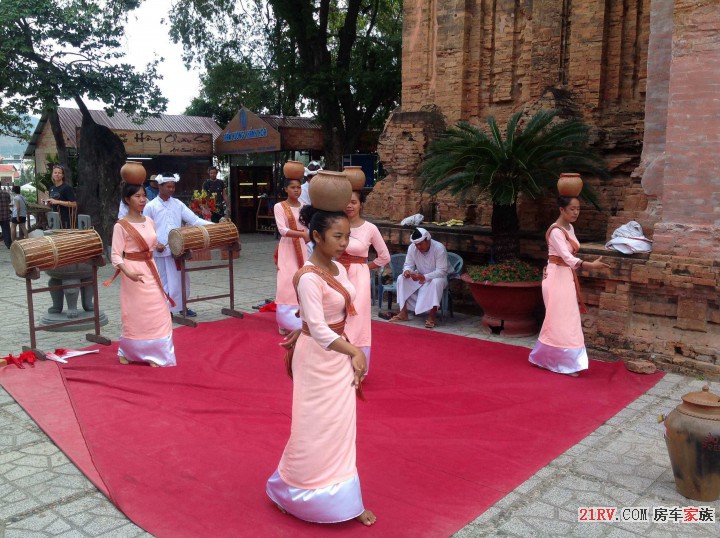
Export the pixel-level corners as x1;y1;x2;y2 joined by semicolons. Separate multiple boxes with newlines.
143;173;212;317
390;228;448;328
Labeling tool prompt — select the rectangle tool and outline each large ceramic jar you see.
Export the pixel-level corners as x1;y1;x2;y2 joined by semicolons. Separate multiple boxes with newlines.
308;171;352;211
343;166;366;190
557;173;583;197
663;385;720;501
120;161;147;185
283;160;305;180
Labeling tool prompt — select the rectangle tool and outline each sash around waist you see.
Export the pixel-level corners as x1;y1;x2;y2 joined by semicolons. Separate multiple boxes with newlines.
336;253;367;267
301;320;346;338
123;250;154;261
548;255;574;267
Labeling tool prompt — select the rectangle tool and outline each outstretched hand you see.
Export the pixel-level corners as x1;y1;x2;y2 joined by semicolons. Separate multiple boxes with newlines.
587;256;611;270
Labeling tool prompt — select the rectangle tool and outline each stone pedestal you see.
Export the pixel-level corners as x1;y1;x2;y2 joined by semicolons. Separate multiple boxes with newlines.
39;263;108;332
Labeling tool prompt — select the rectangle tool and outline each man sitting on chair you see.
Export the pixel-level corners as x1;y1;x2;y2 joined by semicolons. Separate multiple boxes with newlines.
390;227;448;328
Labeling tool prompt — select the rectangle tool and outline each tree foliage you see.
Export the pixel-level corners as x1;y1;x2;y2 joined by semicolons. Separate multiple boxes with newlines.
420;110;609;260
170;0;402;167
0;0;167;139
0;0;168;245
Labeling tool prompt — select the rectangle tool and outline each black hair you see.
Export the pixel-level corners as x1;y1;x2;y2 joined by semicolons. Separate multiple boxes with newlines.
208;166;218;172
12;185;20;194
411;228;423;241
122;183;144;203
557;196;579;208
351;190;365;203
285;177;301;187
299;205;347;242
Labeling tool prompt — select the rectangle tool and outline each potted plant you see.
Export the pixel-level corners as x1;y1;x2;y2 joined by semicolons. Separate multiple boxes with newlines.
419;109;608;335
461;259;543;336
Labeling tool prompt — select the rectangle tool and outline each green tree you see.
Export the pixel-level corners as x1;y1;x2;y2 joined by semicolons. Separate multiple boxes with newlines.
170;0;401;168
420;110;609;261
0;0;167;243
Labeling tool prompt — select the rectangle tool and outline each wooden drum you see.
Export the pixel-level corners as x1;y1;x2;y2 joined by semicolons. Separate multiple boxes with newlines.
10;230;104;276
168;222;240;257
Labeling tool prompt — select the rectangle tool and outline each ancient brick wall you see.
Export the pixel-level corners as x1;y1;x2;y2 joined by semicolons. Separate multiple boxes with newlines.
368;0;651;241
368;0;720;377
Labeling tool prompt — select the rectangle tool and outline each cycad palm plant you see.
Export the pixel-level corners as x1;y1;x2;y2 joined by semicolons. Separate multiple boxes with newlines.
420;109;608;261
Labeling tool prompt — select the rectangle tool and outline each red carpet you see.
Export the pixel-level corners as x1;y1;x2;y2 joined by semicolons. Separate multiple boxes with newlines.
1;313;662;537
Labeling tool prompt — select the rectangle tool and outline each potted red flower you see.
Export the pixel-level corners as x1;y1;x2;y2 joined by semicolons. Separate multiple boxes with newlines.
461;260;543;337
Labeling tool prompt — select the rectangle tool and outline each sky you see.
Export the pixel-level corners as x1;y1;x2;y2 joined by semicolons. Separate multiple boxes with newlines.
61;0;202;115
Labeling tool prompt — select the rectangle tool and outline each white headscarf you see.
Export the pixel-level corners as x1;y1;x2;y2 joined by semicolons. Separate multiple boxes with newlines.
411;227;431;244
304;161;323;178
156;173;180;184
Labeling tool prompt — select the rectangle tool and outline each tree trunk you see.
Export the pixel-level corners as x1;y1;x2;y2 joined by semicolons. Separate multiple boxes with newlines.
74;97;126;249
47;107;74;186
491;202;520;262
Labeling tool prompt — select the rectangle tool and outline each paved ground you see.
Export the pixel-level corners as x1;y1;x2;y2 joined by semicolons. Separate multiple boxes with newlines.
1;233;719;537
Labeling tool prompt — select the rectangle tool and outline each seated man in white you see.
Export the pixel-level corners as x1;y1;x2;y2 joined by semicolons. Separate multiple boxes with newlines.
390;227;448;328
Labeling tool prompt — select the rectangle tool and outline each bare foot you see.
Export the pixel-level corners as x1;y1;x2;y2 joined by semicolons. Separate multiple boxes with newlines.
275;504;287;514
566;372;579;377
356;509;376;526
389;314;408;322
118;355;129;365
150;362;160;368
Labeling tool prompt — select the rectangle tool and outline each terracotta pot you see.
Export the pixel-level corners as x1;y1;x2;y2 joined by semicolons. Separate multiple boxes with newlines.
557;173;583;197
461;273;543;337
343;166;366;190
283;160;305;180
120;161;147;185
663;385;720;501
309;171;352;211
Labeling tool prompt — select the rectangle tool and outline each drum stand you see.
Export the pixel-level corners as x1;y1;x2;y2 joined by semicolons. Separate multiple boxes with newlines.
20;256;111;359
172;242;244;328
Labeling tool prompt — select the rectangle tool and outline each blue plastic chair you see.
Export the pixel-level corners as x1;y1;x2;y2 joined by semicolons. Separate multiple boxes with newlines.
378;253;407;311
440;252;464;321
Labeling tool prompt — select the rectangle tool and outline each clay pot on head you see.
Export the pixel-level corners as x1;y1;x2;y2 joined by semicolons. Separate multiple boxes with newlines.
120;161;147;185
309;171;352;212
343;166;366;191
557;173;583;197
283;160;305;180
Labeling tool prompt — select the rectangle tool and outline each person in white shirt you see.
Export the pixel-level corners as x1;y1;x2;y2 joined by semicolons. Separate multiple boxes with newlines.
390;227;448;328
298;161;322;206
142;173;212;317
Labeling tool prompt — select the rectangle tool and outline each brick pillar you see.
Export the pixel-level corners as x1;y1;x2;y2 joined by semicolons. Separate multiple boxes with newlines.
653;0;720;259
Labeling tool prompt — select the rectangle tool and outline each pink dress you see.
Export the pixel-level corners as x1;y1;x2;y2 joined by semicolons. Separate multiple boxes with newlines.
528;225;588;373
111;218;176;366
274;202;308;331
267;261;366;523
341;221;390;367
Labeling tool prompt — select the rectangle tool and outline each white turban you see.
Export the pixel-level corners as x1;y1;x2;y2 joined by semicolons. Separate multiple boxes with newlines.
304;161;323;177
411;227;431;244
156;173;180;184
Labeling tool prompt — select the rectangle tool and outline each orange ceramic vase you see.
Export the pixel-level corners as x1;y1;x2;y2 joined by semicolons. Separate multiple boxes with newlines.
120;161;147;185
309;171;352;211
343;166;366;190
557;173;583;197
283;160;305;180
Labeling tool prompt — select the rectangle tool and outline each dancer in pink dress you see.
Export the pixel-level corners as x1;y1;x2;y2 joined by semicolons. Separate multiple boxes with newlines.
529;196;609;376
338;191;390;371
108;183;176;367
273;178;309;334
267;206;376;527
